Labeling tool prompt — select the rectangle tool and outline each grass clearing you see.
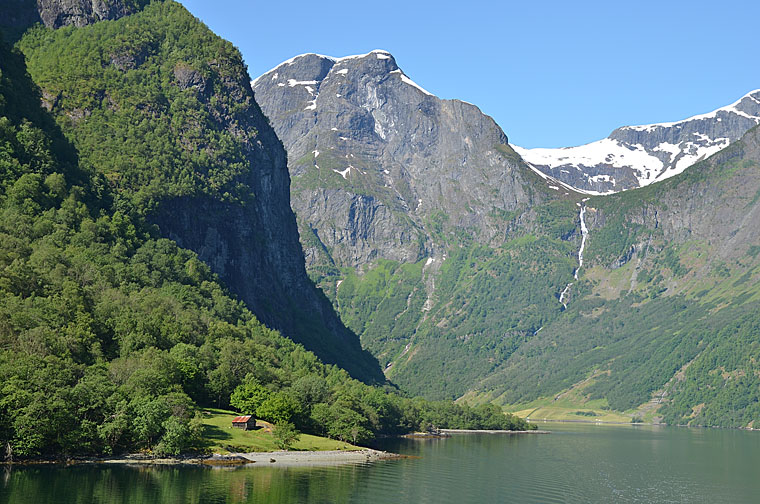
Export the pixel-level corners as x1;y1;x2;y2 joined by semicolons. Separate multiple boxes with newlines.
199;409;360;453
504;392;632;424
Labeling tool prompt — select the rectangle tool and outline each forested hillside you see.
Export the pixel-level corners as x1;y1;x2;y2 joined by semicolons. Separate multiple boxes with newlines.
14;0;383;382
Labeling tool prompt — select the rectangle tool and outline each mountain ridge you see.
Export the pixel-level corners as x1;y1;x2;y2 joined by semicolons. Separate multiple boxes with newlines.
514;89;760;193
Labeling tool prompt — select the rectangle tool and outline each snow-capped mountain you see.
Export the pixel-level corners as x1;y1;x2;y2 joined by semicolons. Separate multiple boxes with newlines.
513;90;760;193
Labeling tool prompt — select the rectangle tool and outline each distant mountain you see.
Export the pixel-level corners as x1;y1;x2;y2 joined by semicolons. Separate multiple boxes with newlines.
514;90;760;193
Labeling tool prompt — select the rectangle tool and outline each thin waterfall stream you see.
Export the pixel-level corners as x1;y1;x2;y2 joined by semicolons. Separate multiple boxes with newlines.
559;199;589;308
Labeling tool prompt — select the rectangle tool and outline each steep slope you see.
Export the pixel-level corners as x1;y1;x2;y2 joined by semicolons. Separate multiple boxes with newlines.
15;1;383;382
253;50;555;267
514;90;760;193
253;51;590;399
473;126;760;427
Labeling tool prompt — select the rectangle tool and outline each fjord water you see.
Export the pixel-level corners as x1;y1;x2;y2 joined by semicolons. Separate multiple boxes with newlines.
3;423;760;504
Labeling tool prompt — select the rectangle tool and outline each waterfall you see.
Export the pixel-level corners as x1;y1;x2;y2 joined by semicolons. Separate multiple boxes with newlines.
575;203;589;280
559;200;589;308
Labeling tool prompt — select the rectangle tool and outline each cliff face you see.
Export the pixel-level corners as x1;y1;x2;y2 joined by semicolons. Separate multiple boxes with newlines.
253;51;553;270
0;0;148;41
13;1;383;382
35;0;148;28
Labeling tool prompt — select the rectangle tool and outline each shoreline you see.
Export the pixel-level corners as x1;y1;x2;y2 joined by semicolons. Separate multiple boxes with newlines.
440;429;550;434
527;418;647;426
1;449;403;468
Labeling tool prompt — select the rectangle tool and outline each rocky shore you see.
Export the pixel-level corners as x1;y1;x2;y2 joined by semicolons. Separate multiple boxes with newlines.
2;449;401;468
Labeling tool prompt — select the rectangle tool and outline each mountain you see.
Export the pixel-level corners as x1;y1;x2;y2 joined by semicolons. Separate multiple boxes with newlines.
254;50;760;427
253;50;590;398
252;50;562;268
514;90;760;193
14;0;383;382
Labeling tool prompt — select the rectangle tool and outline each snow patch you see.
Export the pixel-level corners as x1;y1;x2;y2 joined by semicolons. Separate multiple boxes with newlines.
288;79;318;87
374;121;386;139
333;167;351;179
399;73;433;96
425;257;434;267
336;68;349;75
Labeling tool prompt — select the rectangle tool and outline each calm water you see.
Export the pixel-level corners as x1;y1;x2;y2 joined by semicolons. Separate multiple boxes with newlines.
2;422;760;503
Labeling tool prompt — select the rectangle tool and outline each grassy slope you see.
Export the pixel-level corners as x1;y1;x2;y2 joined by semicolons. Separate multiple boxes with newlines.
200;409;359;453
318;198;582;400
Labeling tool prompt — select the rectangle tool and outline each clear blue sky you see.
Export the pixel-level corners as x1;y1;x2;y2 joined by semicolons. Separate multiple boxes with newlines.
180;0;760;148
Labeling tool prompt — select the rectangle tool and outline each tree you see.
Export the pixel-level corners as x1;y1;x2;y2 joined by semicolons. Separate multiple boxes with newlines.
256;392;300;425
272;422;300;451
229;380;270;415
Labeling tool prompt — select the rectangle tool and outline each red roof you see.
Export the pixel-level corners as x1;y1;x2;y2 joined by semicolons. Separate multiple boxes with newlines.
232;415;252;423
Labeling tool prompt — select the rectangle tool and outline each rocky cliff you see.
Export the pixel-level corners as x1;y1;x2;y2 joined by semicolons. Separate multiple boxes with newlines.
514;90;760;193
252;50;560;270
0;0;149;41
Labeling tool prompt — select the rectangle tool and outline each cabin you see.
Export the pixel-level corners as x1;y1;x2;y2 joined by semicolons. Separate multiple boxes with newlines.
232;415;256;431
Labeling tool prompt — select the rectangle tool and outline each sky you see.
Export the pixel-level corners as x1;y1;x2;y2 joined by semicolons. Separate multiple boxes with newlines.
180;0;760;149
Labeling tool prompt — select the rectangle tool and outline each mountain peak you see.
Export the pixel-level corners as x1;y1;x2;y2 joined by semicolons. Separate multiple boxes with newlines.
252;50;438;98
621;89;760;133
515;88;760;193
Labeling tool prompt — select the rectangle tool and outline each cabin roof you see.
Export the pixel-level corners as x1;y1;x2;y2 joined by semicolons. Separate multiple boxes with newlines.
232;415;253;423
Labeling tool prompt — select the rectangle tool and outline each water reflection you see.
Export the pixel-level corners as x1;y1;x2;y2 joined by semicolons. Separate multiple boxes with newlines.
3;423;760;504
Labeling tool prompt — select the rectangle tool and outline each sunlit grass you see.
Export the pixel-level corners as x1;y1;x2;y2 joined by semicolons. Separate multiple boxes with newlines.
200;408;360;453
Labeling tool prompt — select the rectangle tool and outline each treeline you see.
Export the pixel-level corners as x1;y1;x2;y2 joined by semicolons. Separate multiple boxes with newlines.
0;19;530;459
